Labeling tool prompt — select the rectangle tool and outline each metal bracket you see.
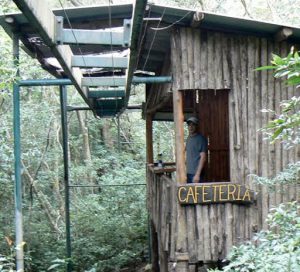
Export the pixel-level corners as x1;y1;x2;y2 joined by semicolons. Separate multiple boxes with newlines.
55;16;64;45
55;17;131;47
123;19;131;47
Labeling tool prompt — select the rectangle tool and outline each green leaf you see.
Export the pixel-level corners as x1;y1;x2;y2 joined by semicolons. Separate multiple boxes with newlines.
255;65;276;71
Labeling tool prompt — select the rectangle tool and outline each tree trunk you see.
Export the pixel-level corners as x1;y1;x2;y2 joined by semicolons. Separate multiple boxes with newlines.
76;111;91;162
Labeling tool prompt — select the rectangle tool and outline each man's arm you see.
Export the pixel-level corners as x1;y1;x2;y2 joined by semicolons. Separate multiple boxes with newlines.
193;151;206;183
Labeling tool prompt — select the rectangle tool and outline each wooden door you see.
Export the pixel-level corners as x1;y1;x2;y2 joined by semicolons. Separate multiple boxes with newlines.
183;89;230;182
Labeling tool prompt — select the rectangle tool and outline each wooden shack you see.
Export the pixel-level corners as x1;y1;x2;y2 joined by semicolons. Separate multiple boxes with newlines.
143;6;300;272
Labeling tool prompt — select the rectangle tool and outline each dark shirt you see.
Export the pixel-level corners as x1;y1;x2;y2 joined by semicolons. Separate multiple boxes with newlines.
186;133;208;175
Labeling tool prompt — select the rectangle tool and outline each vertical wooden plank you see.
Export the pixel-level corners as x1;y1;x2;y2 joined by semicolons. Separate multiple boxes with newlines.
219;204;226;259
231;36;243;183
260;37;269;230
239;36;248;242
160;181;166;252
255;37;263;231
186;206;197;263
239;36;249;186
171;28;183;92
286;44;296;203
207;31;215;89
224;203;233;256
209;205;218;261
202;206;211;261
180;28;189;90
247;36;258;238
193;30;201;89
169;180;177;261
273;42;282;207
195;206;205;261
214;32;223;89
267;40;277;209
199;31;208;89
187;28;194;89
227;36;239;184
222;33;231;89
232;205;240;245
146;114;154;164
280;42;289;204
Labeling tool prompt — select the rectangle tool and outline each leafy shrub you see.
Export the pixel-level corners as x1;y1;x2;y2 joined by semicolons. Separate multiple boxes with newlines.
210;202;300;272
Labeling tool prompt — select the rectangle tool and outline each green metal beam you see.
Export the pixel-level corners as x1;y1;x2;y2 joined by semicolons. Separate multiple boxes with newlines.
71;56;128;68
82;76;172;87
18;78;72;86
132;76;172;84
88;90;125;98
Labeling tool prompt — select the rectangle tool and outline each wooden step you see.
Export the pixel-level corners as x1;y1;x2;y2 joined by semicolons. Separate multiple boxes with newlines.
72;56;128;68
82;76;126;87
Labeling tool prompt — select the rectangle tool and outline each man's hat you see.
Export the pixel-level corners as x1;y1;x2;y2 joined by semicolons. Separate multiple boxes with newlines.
186;117;199;125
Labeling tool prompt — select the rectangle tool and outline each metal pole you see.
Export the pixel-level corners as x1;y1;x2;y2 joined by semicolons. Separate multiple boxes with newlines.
132;76;172;84
17;76;172;86
18;78;73;86
59;85;72;271
117;116;121;152
13;33;24;272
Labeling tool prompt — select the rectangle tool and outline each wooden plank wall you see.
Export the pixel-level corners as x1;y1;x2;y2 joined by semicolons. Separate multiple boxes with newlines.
147;27;299;269
170;27;299;234
147;170;250;267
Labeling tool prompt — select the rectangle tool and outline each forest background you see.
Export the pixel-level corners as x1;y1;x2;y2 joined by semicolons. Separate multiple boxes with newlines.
0;0;299;271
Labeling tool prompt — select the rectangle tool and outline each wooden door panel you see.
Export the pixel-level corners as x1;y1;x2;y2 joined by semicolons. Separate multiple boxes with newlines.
184;89;230;181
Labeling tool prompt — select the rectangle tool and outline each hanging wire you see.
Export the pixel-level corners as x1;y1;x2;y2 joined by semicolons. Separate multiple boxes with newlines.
57;0;92;79
135;4;152;71
142;7;166;72
108;0;118;115
150;11;192;31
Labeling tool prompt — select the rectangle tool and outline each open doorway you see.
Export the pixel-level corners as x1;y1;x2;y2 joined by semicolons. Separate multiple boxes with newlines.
183;89;230;182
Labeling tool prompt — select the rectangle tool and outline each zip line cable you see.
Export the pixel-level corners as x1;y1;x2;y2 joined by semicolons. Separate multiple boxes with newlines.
142;7;166;72
135;4;151;72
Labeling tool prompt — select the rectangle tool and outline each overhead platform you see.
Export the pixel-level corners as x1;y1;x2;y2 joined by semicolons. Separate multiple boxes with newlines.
2;1;300;117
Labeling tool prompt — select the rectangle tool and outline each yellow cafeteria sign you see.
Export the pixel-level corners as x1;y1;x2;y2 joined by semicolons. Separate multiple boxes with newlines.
177;183;255;205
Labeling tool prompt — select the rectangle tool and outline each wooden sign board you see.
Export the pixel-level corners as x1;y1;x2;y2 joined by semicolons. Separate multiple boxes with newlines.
178;183;255;205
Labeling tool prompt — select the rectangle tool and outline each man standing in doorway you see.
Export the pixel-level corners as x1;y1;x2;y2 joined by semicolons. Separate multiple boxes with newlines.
186;117;208;183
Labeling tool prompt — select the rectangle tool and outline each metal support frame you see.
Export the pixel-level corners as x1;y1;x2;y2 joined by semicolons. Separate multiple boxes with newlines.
12;74;172;269
13;78;74;271
59;85;72;272
13;33;24;272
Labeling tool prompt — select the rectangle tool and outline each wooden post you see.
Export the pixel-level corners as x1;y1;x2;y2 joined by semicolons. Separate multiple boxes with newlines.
173;89;186;183
173;88;188;271
146;114;154;164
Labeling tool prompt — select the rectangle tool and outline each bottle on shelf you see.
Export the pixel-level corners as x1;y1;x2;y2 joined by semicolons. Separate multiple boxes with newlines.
157;153;163;168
